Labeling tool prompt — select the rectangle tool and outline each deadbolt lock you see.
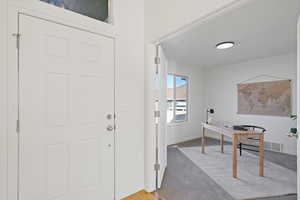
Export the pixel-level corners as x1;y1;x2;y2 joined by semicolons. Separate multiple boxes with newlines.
107;114;113;120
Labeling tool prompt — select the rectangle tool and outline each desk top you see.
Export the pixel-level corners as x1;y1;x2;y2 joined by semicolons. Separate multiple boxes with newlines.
202;122;263;137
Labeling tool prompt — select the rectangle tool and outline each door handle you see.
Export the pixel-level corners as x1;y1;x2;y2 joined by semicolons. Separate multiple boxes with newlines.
107;125;114;131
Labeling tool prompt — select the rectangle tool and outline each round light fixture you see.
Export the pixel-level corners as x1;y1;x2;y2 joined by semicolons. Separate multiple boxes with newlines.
216;41;235;50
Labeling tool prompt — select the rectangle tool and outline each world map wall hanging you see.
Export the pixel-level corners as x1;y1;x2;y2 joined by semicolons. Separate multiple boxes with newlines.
237;80;291;116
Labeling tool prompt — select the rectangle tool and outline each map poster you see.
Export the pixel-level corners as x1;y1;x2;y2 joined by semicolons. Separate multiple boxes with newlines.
237;80;291;116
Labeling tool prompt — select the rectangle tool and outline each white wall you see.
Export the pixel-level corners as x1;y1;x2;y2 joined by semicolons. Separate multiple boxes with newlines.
1;0;145;199
0;0;8;200
167;61;206;145
115;0;145;198
204;53;297;155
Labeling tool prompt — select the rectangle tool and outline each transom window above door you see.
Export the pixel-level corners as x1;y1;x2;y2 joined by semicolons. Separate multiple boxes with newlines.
167;74;189;123
40;0;112;23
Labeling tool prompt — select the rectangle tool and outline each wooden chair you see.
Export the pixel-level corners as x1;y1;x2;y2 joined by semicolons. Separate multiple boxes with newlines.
238;125;266;156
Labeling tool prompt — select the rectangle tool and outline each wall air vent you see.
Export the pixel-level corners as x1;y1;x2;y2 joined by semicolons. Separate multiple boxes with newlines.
264;141;283;152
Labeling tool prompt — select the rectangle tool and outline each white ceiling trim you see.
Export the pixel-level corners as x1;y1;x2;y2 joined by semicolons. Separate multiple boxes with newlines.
152;0;251;45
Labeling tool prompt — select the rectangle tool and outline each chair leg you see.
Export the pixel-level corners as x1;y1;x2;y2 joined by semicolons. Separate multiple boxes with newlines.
239;143;242;156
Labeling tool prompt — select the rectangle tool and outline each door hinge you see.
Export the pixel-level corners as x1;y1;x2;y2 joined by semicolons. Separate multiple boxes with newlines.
16;119;20;133
13;33;21;50
154;163;160;171
155;57;160;74
154;110;160;118
154;56;160;65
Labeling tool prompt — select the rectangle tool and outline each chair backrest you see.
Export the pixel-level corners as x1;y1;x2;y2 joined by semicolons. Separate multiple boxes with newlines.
240;125;266;133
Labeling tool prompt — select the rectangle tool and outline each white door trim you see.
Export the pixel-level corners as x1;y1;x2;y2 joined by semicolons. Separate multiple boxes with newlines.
6;5;118;200
144;44;168;192
151;0;249;44
144;44;157;192
8;0;118;38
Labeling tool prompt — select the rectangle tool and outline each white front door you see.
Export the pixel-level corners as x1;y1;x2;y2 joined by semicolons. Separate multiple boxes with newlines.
19;14;115;200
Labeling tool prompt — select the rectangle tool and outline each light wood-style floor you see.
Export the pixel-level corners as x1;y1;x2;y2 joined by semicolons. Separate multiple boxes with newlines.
122;190;155;200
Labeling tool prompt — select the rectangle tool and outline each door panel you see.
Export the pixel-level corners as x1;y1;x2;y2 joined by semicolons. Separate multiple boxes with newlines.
157;47;167;187
19;14;115;200
153;46;167;188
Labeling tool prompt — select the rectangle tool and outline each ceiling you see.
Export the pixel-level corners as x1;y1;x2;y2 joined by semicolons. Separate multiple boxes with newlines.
161;0;300;68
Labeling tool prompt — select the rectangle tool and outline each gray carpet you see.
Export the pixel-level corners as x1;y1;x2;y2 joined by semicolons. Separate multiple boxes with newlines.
158;138;297;200
179;145;297;200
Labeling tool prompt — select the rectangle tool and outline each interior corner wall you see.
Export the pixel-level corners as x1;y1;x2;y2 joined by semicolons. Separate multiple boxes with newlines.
115;0;145;198
0;0;7;199
144;44;157;192
167;61;206;145
203;53;297;155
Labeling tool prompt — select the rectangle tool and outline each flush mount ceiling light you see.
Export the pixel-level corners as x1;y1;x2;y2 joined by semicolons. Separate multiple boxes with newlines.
216;41;235;50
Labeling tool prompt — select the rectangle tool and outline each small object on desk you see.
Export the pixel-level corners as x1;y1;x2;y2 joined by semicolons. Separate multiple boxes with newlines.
206;108;215;124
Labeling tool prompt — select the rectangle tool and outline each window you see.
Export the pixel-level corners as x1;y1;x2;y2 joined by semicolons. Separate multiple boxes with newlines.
40;0;111;23
167;74;189;123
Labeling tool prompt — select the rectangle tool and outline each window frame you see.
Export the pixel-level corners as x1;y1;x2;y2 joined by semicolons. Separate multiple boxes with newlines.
167;73;189;124
39;0;115;24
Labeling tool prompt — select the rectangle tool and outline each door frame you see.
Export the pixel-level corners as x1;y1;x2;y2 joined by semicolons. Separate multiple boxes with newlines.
145;0;253;193
5;4;118;200
144;44;168;192
147;0;300;196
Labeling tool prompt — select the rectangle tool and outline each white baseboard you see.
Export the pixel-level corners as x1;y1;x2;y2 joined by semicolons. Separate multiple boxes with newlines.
158;164;166;189
168;135;201;146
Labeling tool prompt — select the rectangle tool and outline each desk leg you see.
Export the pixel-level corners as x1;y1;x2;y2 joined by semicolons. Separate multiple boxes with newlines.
259;134;264;177
221;134;224;153
202;127;205;153
232;134;238;178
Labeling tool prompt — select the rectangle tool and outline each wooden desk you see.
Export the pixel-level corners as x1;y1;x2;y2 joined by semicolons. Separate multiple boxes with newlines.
201;122;264;178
